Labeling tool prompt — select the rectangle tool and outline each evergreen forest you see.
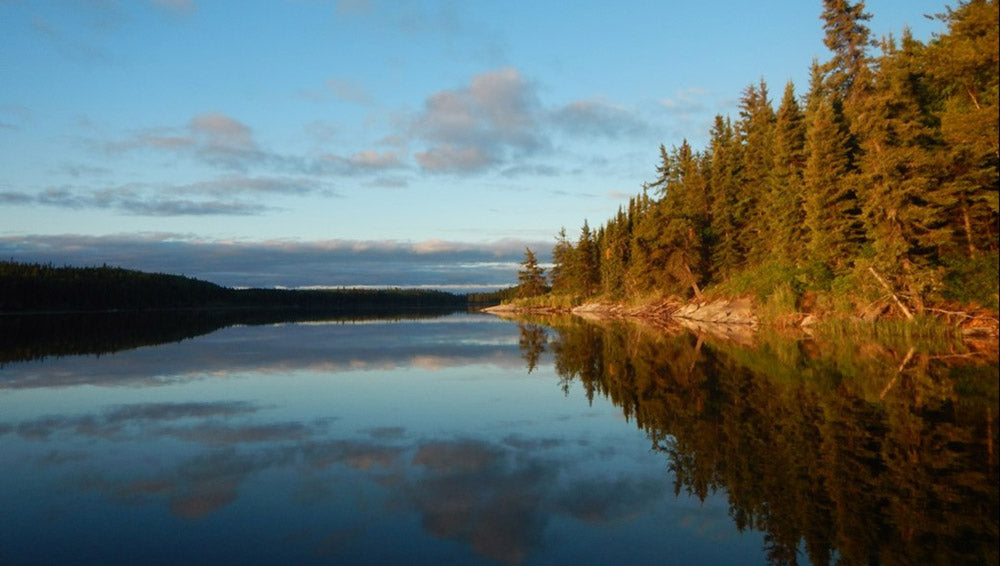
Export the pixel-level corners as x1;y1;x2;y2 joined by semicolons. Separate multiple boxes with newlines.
0;261;467;313
533;0;998;321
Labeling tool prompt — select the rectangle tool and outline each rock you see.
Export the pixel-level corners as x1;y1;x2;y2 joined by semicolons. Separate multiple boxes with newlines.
671;298;757;326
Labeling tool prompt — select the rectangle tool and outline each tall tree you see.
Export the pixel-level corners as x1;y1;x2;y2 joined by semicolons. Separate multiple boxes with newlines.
852;31;951;311
803;98;857;277
737;80;777;265
925;0;999;254
517;247;547;298
599;207;631;298
820;0;874;100
575;220;601;297
707;115;744;278
766;81;808;264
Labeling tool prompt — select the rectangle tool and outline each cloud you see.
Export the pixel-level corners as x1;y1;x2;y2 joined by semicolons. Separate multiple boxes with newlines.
105;112;276;171
190;113;254;148
325;78;372;105
550;99;652;138
414;144;493;173
0;179;293;217
0;233;552;288
409;67;545;174
319;149;404;175
661;88;710;117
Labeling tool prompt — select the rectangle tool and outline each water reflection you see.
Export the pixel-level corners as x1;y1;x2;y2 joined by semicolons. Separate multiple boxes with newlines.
534;315;999;566
0;307;464;365
0;312;996;565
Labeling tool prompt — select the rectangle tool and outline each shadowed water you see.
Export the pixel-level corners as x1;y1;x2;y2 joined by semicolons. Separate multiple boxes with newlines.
0;312;996;565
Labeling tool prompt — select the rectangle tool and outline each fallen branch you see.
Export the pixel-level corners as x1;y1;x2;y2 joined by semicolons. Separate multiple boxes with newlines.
868;267;914;321
925;307;999;323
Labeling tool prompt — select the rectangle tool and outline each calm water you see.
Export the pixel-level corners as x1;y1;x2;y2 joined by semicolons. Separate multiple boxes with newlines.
0;312;996;565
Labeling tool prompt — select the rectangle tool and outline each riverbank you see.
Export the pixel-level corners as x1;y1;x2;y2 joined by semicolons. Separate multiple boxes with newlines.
483;295;1000;338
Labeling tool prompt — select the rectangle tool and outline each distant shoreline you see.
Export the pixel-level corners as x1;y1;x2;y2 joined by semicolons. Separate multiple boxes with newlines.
1;261;494;314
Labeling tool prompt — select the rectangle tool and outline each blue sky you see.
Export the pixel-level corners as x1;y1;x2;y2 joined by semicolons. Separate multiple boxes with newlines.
1;0;948;289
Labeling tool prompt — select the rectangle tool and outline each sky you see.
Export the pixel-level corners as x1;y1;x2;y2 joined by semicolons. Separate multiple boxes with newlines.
0;0;950;290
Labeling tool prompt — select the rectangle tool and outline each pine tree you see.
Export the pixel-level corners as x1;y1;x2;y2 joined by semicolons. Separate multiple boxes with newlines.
517;247;547;298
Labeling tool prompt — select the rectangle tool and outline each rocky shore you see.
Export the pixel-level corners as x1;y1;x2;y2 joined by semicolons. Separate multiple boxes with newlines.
483;296;999;337
484;297;758;325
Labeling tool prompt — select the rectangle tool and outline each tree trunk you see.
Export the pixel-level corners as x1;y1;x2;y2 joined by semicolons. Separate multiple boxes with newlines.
682;260;704;301
868;266;914;321
963;206;977;255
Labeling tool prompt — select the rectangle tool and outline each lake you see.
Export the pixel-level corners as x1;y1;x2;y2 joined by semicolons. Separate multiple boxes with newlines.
1;311;996;565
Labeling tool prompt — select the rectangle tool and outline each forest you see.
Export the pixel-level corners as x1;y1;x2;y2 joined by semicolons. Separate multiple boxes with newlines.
0;261;468;313
524;0;998;322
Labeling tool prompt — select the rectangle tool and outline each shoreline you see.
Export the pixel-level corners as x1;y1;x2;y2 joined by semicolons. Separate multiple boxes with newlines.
483;297;1000;338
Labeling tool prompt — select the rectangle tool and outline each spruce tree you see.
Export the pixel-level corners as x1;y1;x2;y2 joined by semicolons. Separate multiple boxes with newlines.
852;31;951;311
549;228;575;295
737;80;776;266
707;115;744;278
820;0;874;100
925;0;999;254
769;81;808;264
803;98;856;278
517;248;547;298
575;221;601;297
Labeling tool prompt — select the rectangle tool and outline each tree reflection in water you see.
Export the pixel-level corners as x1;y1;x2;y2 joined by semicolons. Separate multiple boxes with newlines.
525;316;998;566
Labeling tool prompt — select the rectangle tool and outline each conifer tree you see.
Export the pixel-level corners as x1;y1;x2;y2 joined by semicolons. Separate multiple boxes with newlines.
517;247;547;298
549;227;575;294
707;115;744;278
820;0;874;100
925;0;999;254
769;81;808;264
737;81;776;265
852;31;951;310
803;98;856;277
662;141;709;298
575;221;601;297
599;207;630;298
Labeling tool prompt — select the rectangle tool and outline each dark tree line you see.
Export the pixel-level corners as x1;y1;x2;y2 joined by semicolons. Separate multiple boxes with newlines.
547;0;998;316
0;261;467;313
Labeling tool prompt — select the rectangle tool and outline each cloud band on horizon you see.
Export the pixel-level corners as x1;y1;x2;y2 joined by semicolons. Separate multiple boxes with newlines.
0;233;553;290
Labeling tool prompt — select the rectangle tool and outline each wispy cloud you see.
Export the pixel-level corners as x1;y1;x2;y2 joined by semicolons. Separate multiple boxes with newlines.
104;112;281;172
0;175;325;216
319;149;405;175
325;78;372;105
550;99;652;139
660;88;710;117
